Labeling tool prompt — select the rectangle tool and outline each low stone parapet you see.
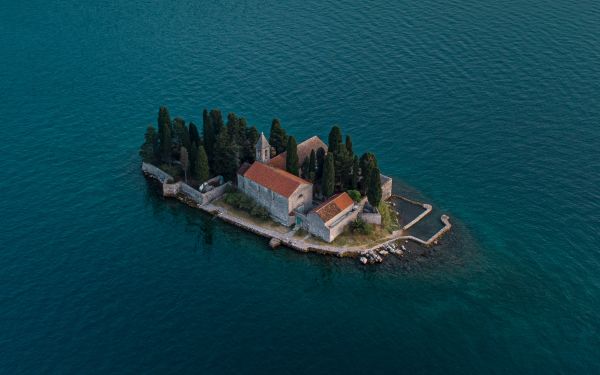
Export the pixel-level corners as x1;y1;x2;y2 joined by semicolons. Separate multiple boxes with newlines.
359;212;382;225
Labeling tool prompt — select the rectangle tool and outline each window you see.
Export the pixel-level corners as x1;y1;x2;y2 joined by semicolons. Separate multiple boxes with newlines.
264;150;268;158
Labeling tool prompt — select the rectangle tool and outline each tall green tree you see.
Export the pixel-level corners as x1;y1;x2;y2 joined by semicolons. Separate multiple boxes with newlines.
202;109;215;168
180;146;189;183
244;126;259;162
188;141;198;176
316;147;326;180
189;122;201;146
308;150;316;182
345;135;353;156
367;167;382;208
328;126;343;154
321;153;335;198
157;106;172;162
139;125;158;163
334;146;350;189
359;152;378;194
351;155;360;190
210;109;224;136
286;136;299;175
212;130;238;181
194;145;210;183
269;118;287;154
173;117;191;151
301;157;310;179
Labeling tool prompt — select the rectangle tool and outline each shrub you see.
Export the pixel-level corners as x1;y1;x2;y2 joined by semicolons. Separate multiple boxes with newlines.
378;201;398;233
224;191;269;220
351;218;373;235
347;189;361;202
224;184;237;194
250;205;269;220
239;196;254;211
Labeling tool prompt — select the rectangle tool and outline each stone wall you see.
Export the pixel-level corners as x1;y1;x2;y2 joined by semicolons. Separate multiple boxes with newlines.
359;212;382;225
179;182;204;203
237;175;290;225
237;174;313;227
307;205;358;242
202;182;231;204
288;183;313;215
380;174;393;200
142;162;173;183
163;182;180;197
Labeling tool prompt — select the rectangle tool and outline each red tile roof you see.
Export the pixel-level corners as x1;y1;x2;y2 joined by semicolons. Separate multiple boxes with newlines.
241;162;311;198
269;136;328;170
311;192;354;223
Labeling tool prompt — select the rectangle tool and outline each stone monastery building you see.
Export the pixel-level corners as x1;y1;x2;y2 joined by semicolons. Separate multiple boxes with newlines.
237;133;360;242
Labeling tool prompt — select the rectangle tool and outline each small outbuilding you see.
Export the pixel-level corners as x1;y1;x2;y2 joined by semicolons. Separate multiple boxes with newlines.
306;192;358;242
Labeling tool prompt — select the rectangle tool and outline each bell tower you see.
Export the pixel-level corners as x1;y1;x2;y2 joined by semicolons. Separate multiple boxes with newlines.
256;132;271;163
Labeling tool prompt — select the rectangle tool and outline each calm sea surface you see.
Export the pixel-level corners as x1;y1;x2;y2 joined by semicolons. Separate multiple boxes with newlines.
1;0;599;373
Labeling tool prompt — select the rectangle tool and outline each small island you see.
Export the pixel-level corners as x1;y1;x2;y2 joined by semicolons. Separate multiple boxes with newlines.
140;107;451;264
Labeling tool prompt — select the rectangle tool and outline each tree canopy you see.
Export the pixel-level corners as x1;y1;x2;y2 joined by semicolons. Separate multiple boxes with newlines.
269;119;287;155
321;153;335;197
286;136;299;175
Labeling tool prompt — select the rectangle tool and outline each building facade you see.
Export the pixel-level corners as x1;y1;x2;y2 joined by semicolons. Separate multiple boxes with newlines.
305;192;358;242
237;160;313;226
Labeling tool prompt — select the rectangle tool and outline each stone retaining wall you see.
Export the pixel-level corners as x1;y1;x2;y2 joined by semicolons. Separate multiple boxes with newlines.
359;212;382;225
142;162;173;183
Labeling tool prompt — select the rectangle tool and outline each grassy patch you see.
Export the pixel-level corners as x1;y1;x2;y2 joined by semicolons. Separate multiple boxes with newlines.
379;201;400;233
330;225;390;247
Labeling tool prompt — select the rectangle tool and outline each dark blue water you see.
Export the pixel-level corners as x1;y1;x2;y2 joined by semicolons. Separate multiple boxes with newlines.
1;0;599;373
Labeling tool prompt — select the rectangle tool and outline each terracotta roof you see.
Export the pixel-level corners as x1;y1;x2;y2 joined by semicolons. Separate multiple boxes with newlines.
241;162;311;198
269;136;328;170
311;192;354;223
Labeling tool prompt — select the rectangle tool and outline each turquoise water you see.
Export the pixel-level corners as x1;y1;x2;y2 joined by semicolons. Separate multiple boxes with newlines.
1;0;599;373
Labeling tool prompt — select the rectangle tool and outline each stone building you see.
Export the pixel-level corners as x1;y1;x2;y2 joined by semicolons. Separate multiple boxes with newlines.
303;192;357;242
236;132;392;241
237;160;313;226
268;136;327;170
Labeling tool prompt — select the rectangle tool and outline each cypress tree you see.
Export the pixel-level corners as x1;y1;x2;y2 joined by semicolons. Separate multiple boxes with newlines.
351;155;359;190
157;106;172;162
309;150;316;179
237;117;248;148
328;126;342;154
269;118;287;154
334;146;349;189
301;157;310;179
188;141;197;176
359;152;378;194
140;125;158;163
173;117;191;151
345;135;353;156
213;130;238;181
194;145;210;183
316;147;326;180
286;136;299;175
203;109;215;168
189;122;201;146
245;126;259;162
226;112;238;137
367;167;382;208
180;146;189;183
321;153;335;198
210;109;224;136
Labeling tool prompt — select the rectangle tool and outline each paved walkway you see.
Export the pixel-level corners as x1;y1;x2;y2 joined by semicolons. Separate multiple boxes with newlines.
201;200;451;257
